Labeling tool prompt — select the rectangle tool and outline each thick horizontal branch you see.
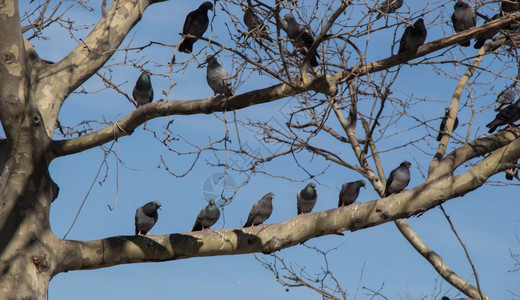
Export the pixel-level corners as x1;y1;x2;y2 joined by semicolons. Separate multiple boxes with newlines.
50;75;337;157
57;134;520;273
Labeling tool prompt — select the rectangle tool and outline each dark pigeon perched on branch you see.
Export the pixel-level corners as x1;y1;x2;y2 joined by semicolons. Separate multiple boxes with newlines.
437;107;459;141
486;99;520;133
398;18;427;54
451;0;476;47
495;88;515;112
243;1;273;42
244;192;275;227
132;71;153;107
179;1;213;54
135;201;162;235
384;161;411;197
370;0;404;19
192;199;220;231
297;183;317;214
206;55;234;97
338;180;366;207
283;13;319;67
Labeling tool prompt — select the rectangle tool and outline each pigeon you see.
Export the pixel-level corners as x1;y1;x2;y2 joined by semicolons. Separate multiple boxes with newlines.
179;1;213;54
370;0;404;19
384;161;411;197
192;199;221;231
486;99;520;133
135;201;162;235
495;88;515;111
473;14;501;49
206;55;234;97
436;107;459;141
398;18;427;54
243;1;273;42
283;13;319;67
132;71;153;107
243;192;275;227
451;0;476;47
338;180;366;207
297;183;317;214
502;0;520;14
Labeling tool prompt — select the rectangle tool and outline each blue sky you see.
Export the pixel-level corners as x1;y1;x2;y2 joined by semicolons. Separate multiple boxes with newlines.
15;0;520;299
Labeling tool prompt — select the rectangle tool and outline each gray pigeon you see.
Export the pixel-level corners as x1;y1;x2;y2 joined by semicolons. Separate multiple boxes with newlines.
495;88;515;111
243;1;273;42
192;199;221;231
338;180;366;207
451;0;476;47
297;183;317;214
370;0;404;19
283;13;319;67
437;107;459;141
384;161;411;197
206;55;234;97
179;1;213;54
244;192;275;227
486;99;520;133
398;18;427;54
473;14;500;49
132;71;153;107
135;201;162;235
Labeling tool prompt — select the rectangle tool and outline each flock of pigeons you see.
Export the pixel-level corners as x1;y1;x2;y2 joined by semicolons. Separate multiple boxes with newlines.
130;1;520;235
134;161;412;235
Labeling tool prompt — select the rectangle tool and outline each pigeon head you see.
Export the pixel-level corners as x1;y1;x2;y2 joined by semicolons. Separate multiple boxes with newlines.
136;71;151;87
401;161;412;168
283;14;296;24
454;0;468;9
142;201;162;215
208;199;216;206
306;182;316;191
356;180;367;188
262;192;275;202
414;18;424;28
205;55;219;66
199;1;214;11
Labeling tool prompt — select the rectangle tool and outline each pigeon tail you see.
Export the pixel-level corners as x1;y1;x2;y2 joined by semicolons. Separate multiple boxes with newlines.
473;38;486;49
192;222;203;232
179;39;195;53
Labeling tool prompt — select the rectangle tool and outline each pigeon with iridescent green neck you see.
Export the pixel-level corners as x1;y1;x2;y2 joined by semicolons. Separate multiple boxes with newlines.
338;180;366;207
135;201;162;235
132;71;153;107
297;183;317;214
244;192;275;227
192;199;220;231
